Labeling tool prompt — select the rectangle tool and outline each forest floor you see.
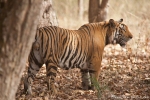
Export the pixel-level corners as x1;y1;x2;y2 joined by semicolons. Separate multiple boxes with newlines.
16;43;150;100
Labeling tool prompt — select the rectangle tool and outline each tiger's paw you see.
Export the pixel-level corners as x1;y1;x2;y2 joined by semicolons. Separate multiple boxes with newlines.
24;76;33;95
89;85;95;90
24;84;32;95
82;82;92;90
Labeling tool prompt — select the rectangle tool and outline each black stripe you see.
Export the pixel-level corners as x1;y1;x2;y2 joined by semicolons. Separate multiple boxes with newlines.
62;36;67;46
81;69;89;73
50;66;57;71
61;45;68;61
69;40;79;67
46;26;56;43
76;38;83;64
39;29;44;53
89;69;96;73
47;72;56;77
61;31;70;61
29;63;34;70
82;25;91;36
90;24;95;32
43;28;50;58
51;27;58;52
63;40;72;63
30;52;42;67
29;64;40;72
46;60;58;71
46;59;53;65
78;54;85;67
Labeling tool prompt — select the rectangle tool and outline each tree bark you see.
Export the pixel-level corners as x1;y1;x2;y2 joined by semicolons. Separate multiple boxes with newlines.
38;0;58;27
0;0;43;100
88;0;109;23
78;0;84;20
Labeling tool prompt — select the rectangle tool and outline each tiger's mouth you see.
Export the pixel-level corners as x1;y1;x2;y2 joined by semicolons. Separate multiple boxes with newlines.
120;37;132;47
119;40;128;47
120;43;126;47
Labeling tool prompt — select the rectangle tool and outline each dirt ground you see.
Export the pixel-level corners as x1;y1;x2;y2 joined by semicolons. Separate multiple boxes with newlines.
16;44;150;100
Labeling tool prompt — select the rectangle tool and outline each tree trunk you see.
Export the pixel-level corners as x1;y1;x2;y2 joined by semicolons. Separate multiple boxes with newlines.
88;0;109;23
38;0;58;27
0;0;43;100
78;0;84;20
0;0;58;99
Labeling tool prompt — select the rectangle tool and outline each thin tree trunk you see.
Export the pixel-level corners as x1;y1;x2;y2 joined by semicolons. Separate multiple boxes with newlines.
88;0;99;23
78;0;84;20
89;0;109;23
0;0;43;100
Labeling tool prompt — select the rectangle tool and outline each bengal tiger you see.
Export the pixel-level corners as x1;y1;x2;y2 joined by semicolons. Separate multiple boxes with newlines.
24;19;133;95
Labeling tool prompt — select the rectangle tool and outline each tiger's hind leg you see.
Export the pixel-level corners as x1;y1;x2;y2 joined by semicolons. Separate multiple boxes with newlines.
24;42;43;95
46;61;58;95
24;63;43;95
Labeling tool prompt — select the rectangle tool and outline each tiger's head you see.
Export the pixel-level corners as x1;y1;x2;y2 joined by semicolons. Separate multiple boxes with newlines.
106;19;133;47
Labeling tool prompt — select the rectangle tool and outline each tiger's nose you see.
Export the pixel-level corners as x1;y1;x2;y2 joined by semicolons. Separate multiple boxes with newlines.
129;35;133;39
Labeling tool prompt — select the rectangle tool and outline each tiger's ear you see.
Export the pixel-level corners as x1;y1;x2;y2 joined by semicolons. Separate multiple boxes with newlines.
118;18;123;23
109;19;116;28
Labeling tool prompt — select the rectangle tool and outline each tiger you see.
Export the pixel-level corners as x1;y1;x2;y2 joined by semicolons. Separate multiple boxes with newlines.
24;19;133;95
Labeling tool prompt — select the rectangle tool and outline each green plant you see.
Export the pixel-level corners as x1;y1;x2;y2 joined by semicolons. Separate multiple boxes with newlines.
91;76;108;99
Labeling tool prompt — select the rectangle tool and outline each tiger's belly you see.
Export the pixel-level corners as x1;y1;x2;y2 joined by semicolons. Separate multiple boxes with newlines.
58;36;88;69
58;55;87;70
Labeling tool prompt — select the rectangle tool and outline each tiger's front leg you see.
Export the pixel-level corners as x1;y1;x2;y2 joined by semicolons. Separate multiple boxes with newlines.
89;57;102;90
81;69;92;90
46;62;58;95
